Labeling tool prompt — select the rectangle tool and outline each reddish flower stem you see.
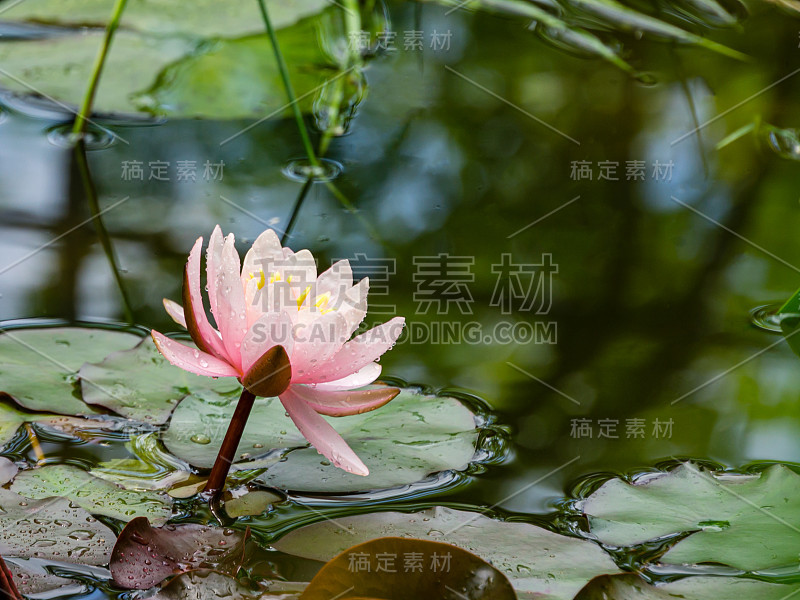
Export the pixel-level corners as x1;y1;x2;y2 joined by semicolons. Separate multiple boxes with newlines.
204;388;257;498
0;555;22;600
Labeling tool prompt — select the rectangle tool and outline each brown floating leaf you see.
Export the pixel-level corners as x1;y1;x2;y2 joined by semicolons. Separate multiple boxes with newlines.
299;537;516;600
110;517;248;589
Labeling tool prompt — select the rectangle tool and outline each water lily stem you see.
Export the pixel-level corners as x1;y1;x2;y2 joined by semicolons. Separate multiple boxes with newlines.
256;0;319;167
71;0;128;137
204;387;257;498
74;141;135;324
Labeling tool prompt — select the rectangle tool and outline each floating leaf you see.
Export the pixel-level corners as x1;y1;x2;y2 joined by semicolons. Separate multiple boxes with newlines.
110;517;248;589
274;506;620;599
152;570;304;600
163;388;480;493
300;537;516;600
0;488;114;587
0;8;334;119
0;0;328;38
574;573;800;599
80;338;238;425
0;327;140;415
577;463;800;570
5;559;79;595
223;489;282;518
91;433;193;491
11;464;173;525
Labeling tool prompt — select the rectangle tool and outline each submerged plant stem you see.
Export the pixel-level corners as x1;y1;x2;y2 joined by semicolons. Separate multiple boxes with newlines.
257;0;319;167
71;0;128;136
204;387;257;497
74;141;135;324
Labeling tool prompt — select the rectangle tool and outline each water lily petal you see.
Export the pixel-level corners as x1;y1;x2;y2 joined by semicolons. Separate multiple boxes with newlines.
300;317;405;383
315;259;353;298
240;312;295;373
184;237;229;361
214;234;248;371
292;385;400;416
279;387;369;476
336;278;369;338
151;331;239;378
205;225;224;321
241;228;283;285
162;298;186;328
310;363;382;391
290;311;349;381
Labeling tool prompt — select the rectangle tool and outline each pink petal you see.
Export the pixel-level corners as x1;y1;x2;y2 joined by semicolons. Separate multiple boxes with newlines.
205;225;224;320
151;331;239;378
311;363;382;391
336;278;369;339
279;387;369;476
289;311;349;382
214;234;248;371
315;259;353;298
291;385;399;416
186;237;229;361
240;312;295;373
299;317;405;384
241;228;283;286
162;298;186;328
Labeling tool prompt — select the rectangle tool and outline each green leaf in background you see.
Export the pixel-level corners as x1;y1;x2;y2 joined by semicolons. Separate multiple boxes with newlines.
163;388;480;493
577;463;800;570
273;506;621;599
0;1;334;119
574;573;800;599
79;337;239;425
0;327;140;416
11;464;173;525
0;0;328;38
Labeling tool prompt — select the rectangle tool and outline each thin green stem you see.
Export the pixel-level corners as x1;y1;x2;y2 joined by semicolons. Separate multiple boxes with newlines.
71;0;128;137
256;0;319;167
74;141;135;324
281;178;314;245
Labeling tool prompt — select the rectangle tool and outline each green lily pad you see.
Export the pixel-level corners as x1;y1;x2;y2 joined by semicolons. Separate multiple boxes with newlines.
0;487;115;583
80;338;239;425
0;327;140;416
577;463;800;571
163;388;480;493
11;464;173;525
0;5;334;119
0;0;328;38
273;506;621;599
575;573;800;599
6;559;81;595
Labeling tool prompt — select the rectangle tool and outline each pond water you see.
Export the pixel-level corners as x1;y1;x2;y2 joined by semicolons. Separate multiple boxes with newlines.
0;0;799;597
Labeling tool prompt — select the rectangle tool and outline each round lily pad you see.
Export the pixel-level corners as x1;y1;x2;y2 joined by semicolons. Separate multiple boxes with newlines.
577;463;800;571
273;506;621;599
163;388;480;493
0;326;140;416
11;464;173;525
80;338;239;425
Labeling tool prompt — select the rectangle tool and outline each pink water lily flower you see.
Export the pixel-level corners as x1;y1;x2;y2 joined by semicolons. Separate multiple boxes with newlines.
151;226;405;477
